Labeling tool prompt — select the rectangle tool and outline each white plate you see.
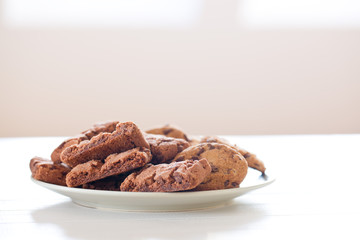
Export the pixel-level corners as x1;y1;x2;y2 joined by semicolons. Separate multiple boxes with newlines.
31;169;275;212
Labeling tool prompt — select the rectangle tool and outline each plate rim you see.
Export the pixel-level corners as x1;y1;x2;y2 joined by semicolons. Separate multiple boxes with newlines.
31;174;275;197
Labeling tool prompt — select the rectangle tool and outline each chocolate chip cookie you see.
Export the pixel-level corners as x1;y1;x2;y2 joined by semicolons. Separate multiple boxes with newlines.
120;159;211;192
51;121;119;164
146;124;189;141
173;143;248;191
30;157;71;186
51;135;87;164
66;147;152;187
61;122;149;168
200;136;266;174
145;134;190;164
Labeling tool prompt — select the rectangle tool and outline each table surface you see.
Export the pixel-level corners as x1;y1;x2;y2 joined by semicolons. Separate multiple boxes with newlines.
1;135;359;240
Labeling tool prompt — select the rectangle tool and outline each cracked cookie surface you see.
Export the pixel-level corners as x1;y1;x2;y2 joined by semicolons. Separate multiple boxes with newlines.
61;122;149;168
173;143;248;191
51;121;119;164
120;159;211;192
66;147;152;187
145;134;190;164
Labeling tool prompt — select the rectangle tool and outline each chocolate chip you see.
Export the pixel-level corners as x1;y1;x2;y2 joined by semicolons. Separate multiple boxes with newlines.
211;166;219;173
163;128;174;135
175;156;184;162
191;156;199;160
224;180;229;186
208;144;215;150
184;134;189;141
197;148;205;156
243;153;251;158
231;182;238;187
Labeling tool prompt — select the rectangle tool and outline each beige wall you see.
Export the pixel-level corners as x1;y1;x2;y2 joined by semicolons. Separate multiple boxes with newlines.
1;0;360;137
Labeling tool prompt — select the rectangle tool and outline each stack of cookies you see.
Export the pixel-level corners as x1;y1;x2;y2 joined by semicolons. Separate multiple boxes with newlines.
30;121;266;192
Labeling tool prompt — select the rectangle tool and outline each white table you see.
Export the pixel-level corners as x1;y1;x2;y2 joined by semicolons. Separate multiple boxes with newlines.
1;135;359;240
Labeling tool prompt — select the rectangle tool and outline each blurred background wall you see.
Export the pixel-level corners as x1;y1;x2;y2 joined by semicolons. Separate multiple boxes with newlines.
1;0;360;137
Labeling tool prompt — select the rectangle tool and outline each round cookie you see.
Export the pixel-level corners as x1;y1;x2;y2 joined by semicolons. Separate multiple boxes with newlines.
173;143;248;191
146;124;189;141
200;136;266;174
